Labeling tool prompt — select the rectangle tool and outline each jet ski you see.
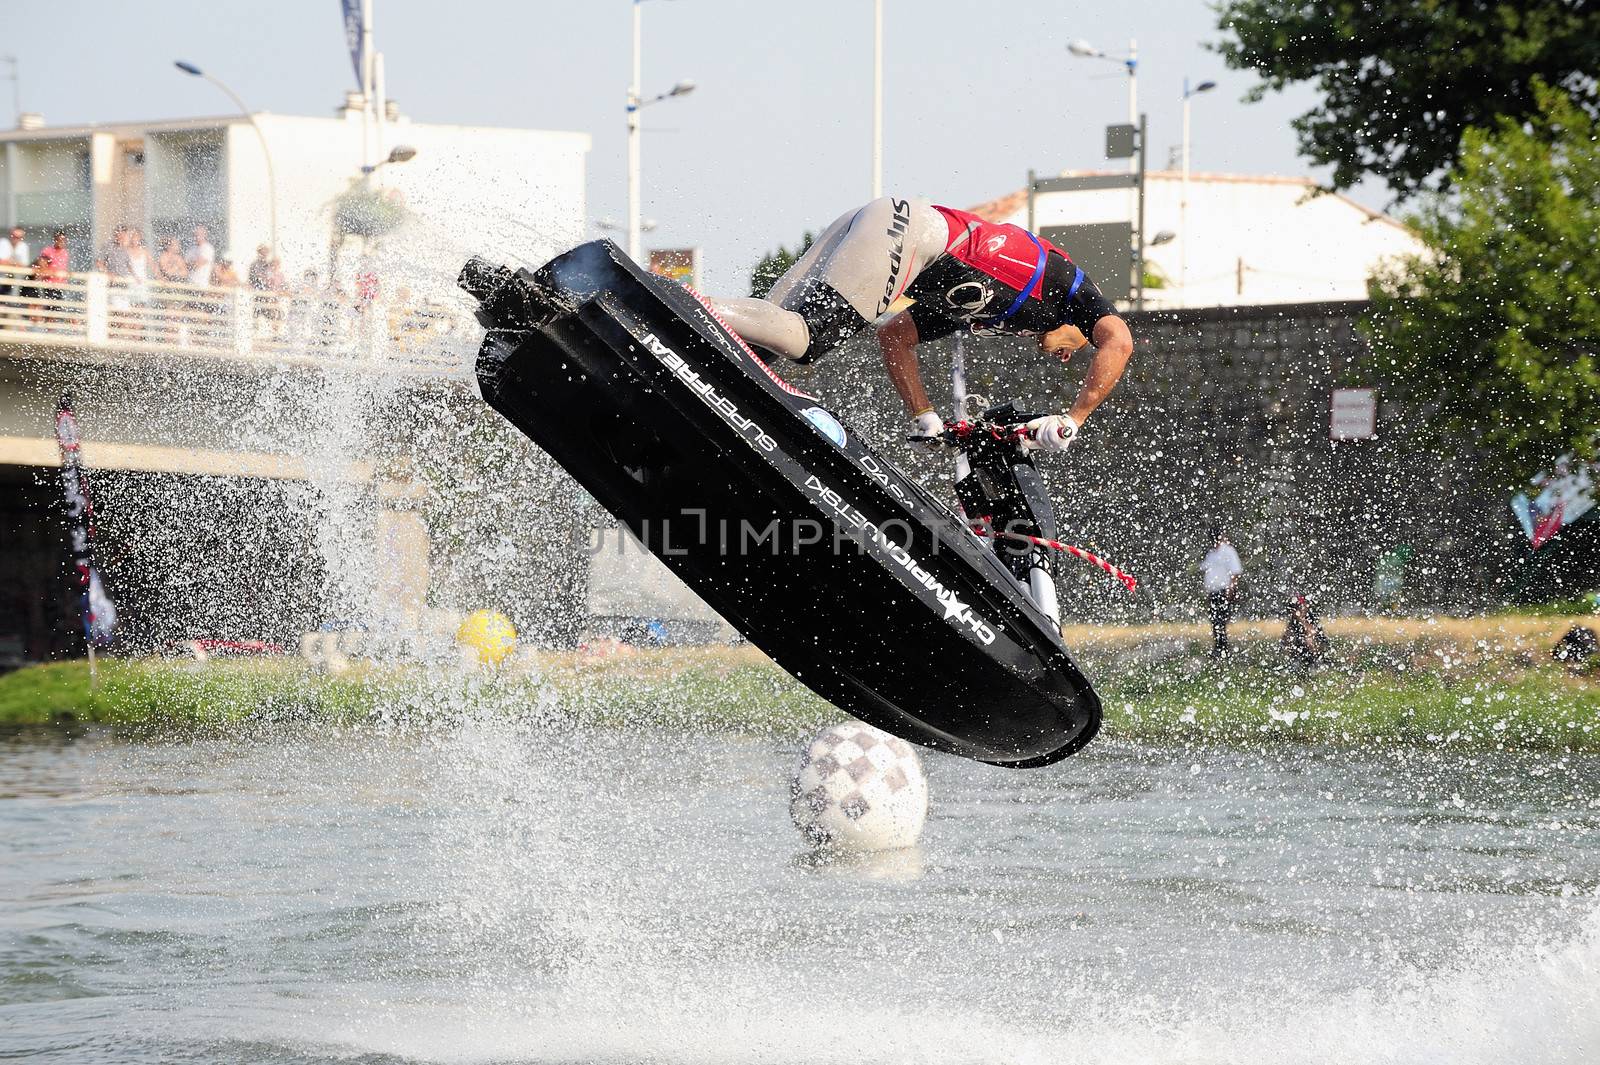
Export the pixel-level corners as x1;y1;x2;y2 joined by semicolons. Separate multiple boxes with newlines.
459;240;1100;767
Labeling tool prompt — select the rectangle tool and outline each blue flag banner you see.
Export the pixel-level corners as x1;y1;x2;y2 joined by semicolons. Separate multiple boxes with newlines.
341;0;365;89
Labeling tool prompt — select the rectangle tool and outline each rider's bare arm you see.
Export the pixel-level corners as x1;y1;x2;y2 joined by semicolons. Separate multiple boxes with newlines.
1065;314;1133;425
878;310;934;416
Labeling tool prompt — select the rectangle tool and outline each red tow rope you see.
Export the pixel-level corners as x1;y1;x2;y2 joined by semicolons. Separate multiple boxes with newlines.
970;522;1139;594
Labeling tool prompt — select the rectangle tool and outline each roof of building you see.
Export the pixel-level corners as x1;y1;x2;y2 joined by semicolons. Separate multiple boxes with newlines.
0;111;589;144
0;114;252;141
967;170;1410;233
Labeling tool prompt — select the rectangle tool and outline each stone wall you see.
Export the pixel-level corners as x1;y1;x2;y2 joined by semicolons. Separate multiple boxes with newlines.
796;300;1519;622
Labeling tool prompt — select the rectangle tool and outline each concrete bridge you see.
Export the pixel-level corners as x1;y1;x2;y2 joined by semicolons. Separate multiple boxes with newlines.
0;267;472;664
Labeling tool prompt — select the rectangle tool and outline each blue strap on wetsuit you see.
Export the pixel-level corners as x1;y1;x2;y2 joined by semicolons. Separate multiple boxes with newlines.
979;231;1049;326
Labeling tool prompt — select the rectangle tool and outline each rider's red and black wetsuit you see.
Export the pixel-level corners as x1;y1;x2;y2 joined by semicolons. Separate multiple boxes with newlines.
713;197;1121;364
903;206;1118;343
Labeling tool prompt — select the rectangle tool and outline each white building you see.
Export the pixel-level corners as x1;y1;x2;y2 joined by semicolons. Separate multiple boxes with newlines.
969;170;1421;309
0;100;590;282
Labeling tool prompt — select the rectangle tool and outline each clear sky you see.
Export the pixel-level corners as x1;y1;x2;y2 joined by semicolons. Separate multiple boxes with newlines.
5;0;1372;292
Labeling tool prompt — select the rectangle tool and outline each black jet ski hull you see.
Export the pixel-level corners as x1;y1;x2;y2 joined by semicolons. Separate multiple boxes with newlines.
460;240;1100;767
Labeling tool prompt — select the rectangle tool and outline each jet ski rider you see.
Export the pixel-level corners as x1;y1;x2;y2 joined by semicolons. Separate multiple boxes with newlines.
714;195;1134;451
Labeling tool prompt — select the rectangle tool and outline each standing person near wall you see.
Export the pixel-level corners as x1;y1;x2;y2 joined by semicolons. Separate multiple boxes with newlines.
1281;592;1330;671
1201;526;1243;659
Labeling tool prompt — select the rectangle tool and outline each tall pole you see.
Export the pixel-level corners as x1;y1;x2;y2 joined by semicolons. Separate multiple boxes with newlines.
374;53;387;174
1126;38;1138;174
871;0;883;199
627;0;643;263
360;0;375;172
1126;38;1139;262
1135;113;1147;312
1181;80;1191;308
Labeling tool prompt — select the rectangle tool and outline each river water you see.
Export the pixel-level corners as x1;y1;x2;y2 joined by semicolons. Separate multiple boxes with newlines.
3;719;1597;1064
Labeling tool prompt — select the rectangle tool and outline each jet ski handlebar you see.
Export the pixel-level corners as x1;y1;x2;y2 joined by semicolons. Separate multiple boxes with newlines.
906;402;1049;451
908;418;1033;448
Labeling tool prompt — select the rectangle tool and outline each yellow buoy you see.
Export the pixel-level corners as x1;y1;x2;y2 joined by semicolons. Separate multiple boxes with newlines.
455;609;518;666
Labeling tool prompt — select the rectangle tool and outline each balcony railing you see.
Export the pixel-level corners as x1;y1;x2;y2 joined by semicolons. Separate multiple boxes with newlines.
0;264;473;376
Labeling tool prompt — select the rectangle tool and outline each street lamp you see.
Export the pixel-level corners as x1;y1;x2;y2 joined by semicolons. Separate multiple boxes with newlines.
1066;38;1138;172
175;60;278;252
627;0;696;264
361;144;418;175
1180;77;1217;306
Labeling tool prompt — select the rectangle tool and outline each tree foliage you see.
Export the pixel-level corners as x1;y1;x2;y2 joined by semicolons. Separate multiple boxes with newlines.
1214;0;1600;199
1364;83;1600;470
749;232;814;298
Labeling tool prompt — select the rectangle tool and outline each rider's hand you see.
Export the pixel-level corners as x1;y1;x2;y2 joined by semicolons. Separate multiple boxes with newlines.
1040;324;1090;362
1021;413;1079;452
911;409;948;452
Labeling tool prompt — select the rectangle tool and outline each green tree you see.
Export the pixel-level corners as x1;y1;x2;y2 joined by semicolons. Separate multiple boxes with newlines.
1214;0;1600;198
1364;82;1600;468
749;232;814;298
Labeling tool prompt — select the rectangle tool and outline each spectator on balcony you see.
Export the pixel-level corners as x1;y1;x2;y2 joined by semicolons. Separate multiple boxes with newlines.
156;236;187;283
310;271;350;347
126;228;150;280
99;224;132;273
38;231;68;275
247;245;274;291
351;268;377;314
0;226;29;267
125;228;152;330
0;226;29;300
101;225;134;315
187;225;216;287
248;245;286;336
28;233;70;328
155;235;192;345
193;256;240;345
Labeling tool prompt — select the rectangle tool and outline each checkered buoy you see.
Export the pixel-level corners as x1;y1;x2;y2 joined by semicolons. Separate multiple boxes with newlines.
790;721;929;851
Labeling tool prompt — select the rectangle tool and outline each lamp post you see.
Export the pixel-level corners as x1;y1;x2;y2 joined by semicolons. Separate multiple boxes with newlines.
1067;37;1138;173
627;0;695;264
360;143;418;176
1180;77;1217;306
175;61;278;252
1068;36;1140;282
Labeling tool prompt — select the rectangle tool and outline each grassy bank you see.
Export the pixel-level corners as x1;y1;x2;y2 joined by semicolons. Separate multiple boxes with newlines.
2;614;1597;751
0;649;838;738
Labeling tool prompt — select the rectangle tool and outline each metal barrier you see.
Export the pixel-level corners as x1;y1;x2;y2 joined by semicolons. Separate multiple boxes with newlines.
0;264;471;375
